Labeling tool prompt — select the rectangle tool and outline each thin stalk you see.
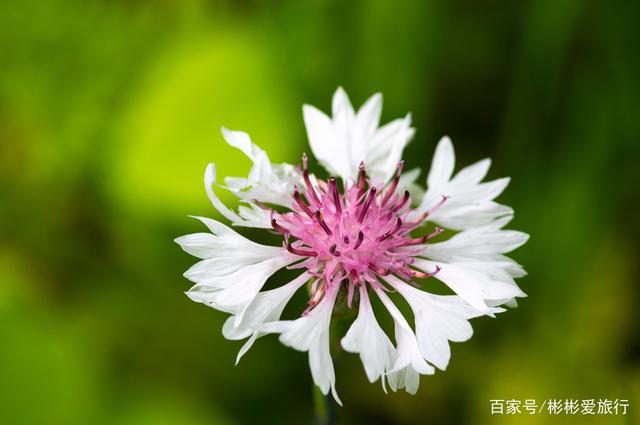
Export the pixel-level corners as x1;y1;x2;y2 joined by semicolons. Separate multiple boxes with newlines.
313;385;335;425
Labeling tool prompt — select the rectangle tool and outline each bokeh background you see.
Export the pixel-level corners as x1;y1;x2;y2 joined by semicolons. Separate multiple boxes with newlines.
1;0;638;424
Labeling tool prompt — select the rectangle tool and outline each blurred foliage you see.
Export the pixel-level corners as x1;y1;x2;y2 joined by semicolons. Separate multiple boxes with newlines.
1;0;638;424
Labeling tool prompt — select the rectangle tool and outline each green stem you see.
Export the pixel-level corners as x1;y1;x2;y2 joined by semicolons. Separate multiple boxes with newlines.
312;384;334;425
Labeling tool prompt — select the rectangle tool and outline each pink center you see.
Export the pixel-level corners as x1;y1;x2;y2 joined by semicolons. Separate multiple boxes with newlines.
271;155;446;312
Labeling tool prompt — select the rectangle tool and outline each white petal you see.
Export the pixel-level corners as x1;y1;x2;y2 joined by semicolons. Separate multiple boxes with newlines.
223;272;309;339
175;216;279;261
184;256;271;281
220;128;300;207
186;253;297;323
372;286;433;395
303;104;346;178
387;275;498;370
428;202;514;230
175;233;221;260
427;136;455;189
389;364;420;394
332;87;355;124
452;177;510;204
496;298;519;308
373;286;434;375
417;137;517;230
222;273;310;363
495;254;527;278
426;222;530;261
354;93;383;141
303;88;414;183
341;286;396;388
414;259;525;311
424;178;510;215
221;127;271;183
235;333;259;365
347;92;383;167
366;115;415;183
331;88;361;181
262;284;342;405
235;202;272;229
204;163;246;224
450;158;491;186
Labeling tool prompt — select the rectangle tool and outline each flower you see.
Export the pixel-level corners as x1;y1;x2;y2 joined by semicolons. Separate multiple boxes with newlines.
176;87;528;404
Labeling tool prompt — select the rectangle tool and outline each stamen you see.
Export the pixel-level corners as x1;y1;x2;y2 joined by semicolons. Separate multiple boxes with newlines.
368;263;390;276
271;217;289;234
328;177;342;214
353;231;364;249
348;269;360;284
316;179;328;193
293;185;314;217
397;269;423;287
391;190;410;213
346;281;355;308
382;161;404;206
302;153;321;205
284;236;317;257
315;210;332;235
282;157;448;298
428;195;450;215
402;227;443;245
405;211;429;229
391;216;403;233
412;265;441;278
357;187;377;223
425;226;444;240
305;279;326;314
357;161;367;197
286;257;316;271
378;216;403;241
310;278;319;294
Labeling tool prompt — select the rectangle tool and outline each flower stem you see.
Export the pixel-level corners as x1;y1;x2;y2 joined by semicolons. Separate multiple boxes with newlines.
312;385;334;425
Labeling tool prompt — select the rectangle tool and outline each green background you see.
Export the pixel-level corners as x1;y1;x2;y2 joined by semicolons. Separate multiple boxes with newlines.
1;1;638;424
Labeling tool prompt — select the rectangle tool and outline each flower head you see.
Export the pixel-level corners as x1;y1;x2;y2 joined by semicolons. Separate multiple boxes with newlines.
176;88;528;404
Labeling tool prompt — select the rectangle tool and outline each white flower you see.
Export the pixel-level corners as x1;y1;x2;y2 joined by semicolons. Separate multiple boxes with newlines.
176;87;528;404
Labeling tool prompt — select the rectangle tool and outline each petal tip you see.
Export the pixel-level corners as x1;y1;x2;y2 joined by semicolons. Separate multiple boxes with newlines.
439;135;453;146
